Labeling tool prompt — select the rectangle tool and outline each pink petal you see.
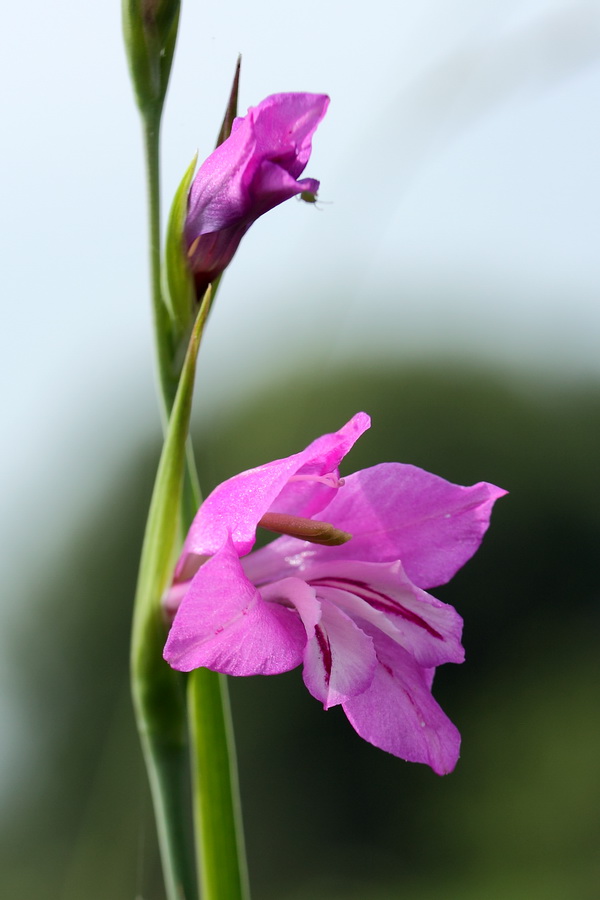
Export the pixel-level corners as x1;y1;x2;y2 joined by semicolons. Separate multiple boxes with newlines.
342;630;461;775
259;575;322;634
185;223;250;291
249;160;320;213
178;412;370;568
301;599;377;709
187;116;254;236
315;463;507;588
164;536;306;675
248;93;330;178
265;414;371;522
306;558;464;668
250;576;376;708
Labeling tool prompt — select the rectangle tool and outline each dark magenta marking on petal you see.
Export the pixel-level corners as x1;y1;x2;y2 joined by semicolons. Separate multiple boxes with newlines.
314;624;332;686
399;685;428;730
310;577;443;640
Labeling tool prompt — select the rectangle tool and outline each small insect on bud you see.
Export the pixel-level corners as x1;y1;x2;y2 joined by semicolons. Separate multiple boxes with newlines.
258;512;352;546
300;190;318;203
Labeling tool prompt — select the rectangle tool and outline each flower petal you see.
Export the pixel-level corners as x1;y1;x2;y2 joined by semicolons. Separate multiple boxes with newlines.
342;630;461;775
248;576;377;708
248;93;330;178
301;599;376;709
249;160;320;214
259;575;322;634
307;558;464;668
186;223;251;289
311;463;507;588
164;536;306;675
178;412;370;567
187;119;255;236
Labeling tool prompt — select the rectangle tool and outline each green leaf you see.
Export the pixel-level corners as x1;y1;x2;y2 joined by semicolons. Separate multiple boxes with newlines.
131;290;212;900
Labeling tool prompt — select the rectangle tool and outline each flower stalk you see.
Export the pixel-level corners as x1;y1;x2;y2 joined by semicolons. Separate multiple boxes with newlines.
143;115;179;421
188;670;250;900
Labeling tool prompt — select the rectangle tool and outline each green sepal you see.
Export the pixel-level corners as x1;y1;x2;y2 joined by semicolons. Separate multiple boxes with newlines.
163;153;198;349
122;0;180;118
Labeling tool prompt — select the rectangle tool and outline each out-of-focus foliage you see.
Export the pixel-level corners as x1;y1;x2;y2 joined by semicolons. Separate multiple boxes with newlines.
2;363;599;900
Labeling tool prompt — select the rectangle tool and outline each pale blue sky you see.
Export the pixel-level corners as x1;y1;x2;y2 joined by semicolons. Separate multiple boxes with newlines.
1;0;600;794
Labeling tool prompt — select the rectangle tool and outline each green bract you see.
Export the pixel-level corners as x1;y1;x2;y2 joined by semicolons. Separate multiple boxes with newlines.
216;56;241;147
163;154;198;347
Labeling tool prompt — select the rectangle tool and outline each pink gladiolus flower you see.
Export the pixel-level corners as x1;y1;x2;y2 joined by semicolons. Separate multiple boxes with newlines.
163;414;506;774
185;92;329;296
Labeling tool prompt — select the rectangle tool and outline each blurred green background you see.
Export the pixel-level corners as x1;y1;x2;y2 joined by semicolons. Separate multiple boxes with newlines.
3;361;598;900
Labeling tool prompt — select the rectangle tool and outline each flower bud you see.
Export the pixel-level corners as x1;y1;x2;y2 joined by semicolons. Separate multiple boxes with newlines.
122;0;180;116
184;92;329;298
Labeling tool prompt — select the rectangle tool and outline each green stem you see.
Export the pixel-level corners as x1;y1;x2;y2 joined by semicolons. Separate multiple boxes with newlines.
144;115;202;529
143;114;178;423
188;670;250;900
